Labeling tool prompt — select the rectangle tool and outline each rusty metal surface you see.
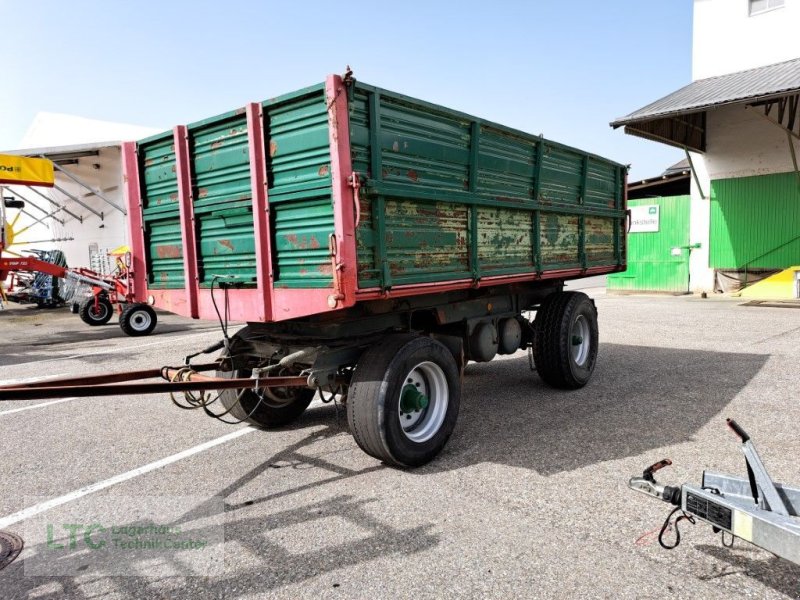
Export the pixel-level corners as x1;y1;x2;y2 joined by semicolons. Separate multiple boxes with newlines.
0;531;23;571
349;81;626;290
188;110;257;286
3;363;221;390
0;375;309;402
131;76;625;319
138;132;184;289
266;88;336;289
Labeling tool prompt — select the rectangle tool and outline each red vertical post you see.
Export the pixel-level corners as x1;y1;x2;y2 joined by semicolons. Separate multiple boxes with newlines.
121;142;147;302
325;74;357;309
246;102;273;322
173;125;200;319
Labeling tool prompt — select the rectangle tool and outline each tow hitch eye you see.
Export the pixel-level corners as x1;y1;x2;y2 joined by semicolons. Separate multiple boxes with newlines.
400;385;429;413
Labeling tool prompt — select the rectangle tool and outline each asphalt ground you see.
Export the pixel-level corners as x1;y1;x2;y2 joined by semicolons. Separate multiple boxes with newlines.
0;292;799;599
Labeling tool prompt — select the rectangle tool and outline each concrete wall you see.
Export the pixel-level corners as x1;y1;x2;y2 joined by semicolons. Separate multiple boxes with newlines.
705;104;800;179
693;0;800;79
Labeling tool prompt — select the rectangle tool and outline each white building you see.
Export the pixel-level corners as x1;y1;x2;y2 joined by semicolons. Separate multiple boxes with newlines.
2;113;158;271
613;0;800;295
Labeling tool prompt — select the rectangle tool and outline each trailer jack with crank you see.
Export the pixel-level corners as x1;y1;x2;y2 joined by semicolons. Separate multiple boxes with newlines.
629;419;800;565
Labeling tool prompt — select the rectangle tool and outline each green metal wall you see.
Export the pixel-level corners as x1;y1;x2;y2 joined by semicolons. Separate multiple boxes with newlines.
348;83;625;289
137;84;334;291
138;132;183;289
263;86;334;289
189;109;255;287
137;79;624;296
710;172;800;269
607;196;690;293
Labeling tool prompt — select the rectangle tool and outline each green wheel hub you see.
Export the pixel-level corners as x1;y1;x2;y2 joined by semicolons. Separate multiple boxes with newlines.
400;384;429;413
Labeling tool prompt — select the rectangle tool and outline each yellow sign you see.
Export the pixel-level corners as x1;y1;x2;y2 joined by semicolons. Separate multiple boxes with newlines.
0;154;54;187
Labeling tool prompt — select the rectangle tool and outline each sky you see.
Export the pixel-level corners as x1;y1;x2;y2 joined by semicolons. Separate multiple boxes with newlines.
1;0;693;181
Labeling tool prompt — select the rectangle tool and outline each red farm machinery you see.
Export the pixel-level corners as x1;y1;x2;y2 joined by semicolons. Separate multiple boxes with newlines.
0;197;157;336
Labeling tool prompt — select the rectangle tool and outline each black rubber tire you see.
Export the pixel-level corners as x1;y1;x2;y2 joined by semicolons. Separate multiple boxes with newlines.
347;335;461;468
216;336;315;428
533;291;599;389
119;303;157;336
78;296;113;326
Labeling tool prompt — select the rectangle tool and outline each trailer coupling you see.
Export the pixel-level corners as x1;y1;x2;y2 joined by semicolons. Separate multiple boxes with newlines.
629;419;800;565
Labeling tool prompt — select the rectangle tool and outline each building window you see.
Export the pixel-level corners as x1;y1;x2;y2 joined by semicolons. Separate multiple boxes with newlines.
749;0;785;16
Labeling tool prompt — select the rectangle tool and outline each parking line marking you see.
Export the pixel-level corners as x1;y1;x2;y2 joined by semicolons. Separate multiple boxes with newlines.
0;426;256;529
0;374;68;386
0;397;78;416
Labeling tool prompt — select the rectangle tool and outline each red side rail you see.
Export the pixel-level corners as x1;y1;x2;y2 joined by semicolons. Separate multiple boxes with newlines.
121;141;147;305
0;256;69;279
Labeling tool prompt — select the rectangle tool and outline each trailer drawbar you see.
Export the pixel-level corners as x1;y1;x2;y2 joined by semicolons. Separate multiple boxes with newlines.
629;418;800;565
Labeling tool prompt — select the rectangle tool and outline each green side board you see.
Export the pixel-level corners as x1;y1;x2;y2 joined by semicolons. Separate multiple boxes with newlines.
138;85;335;290
137;79;625;297
189;109;254;286
139;132;183;289
607;196;690;293
349;82;626;289
266;87;334;289
710;172;800;269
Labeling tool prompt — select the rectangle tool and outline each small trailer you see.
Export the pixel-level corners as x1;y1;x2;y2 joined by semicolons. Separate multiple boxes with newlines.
629;419;800;566
1;71;627;467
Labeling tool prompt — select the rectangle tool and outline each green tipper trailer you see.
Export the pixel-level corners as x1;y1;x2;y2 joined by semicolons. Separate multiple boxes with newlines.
118;70;628;466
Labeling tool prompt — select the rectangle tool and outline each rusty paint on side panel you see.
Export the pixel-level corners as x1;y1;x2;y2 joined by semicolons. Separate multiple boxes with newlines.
584;216;616;263
477;207;534;273
138;132;184;289
188;110;256;286
349;82;625;289
540;213;580;266
383;199;469;283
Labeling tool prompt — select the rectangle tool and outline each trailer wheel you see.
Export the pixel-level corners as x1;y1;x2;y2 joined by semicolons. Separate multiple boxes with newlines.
78;296;113;326
216;357;315;428
533;291;598;389
347;335;460;468
119;303;157;336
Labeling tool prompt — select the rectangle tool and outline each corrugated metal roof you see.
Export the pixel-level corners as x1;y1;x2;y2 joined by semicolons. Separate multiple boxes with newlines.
611;57;800;127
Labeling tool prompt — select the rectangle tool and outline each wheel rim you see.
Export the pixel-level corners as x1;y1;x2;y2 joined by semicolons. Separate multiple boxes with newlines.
262;385;303;407
91;302;109;321
398;361;449;443
570;315;591;367
129;310;152;331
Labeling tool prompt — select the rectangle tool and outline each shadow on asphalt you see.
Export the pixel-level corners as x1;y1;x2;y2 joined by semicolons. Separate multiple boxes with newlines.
0;321;222;368
431;342;769;475
696;543;800;597
7;412;437;598
12;494;438;599
2;342;772;597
